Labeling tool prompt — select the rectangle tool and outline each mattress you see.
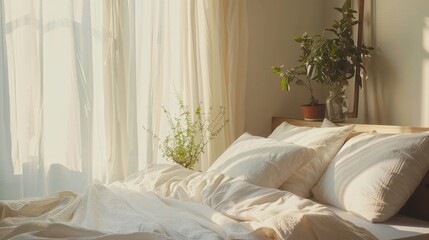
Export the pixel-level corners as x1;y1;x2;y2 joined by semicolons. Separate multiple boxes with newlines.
323;203;429;240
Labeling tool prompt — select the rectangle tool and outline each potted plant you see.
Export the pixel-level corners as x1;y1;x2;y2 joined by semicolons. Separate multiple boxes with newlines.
272;0;372;122
272;63;326;121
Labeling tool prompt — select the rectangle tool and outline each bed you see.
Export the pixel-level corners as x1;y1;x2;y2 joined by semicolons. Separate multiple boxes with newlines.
272;117;429;240
0;118;428;240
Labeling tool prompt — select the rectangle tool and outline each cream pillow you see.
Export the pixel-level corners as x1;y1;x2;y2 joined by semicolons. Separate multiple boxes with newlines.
268;120;354;198
312;132;429;222
321;118;339;127
207;133;315;189
321;118;370;142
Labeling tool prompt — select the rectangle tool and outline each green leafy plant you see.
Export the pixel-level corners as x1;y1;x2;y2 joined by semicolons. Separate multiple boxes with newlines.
272;0;373;105
144;95;228;170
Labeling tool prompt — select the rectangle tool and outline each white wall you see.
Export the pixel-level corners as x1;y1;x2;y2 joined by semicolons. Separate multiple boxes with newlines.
245;0;429;137
363;0;429;127
245;0;326;136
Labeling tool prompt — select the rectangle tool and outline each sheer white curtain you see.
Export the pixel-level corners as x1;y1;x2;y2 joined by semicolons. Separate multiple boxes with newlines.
180;0;248;170
0;0;248;199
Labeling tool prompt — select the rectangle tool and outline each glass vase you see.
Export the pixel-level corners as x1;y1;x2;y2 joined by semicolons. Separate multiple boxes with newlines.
326;87;349;123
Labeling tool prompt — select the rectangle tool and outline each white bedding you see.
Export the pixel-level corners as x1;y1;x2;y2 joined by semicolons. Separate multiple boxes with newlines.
0;164;376;240
323;204;429;240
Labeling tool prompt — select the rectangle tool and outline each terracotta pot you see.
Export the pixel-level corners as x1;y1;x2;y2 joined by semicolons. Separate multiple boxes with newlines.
302;104;326;121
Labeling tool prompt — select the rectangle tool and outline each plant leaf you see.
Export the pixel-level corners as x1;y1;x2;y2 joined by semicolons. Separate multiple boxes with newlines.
343;0;351;10
294;36;303;43
296;79;305;86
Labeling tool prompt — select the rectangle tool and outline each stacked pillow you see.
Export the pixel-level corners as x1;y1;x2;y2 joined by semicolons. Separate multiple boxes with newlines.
312;131;429;222
268;119;354;198
208;119;429;223
207;133;316;189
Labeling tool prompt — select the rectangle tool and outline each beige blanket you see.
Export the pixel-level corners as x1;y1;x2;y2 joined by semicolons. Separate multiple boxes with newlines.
0;164;376;240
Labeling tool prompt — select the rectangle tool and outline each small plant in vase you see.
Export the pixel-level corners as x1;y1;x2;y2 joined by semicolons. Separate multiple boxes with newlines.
144;94;228;170
272;0;372;122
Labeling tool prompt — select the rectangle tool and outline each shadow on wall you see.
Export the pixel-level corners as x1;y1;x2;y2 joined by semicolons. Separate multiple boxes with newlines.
362;1;429;127
360;0;392;125
422;17;429;126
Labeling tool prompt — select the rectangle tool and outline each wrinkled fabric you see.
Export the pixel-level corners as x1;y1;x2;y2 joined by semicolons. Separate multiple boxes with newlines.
1;164;376;240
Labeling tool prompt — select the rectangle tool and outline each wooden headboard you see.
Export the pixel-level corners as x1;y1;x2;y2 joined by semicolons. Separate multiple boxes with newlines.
272;117;429;221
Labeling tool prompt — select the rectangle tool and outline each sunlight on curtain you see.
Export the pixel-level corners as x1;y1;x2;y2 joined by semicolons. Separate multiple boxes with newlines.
139;0;248;171
180;0;248;170
0;0;248;199
137;0;182;169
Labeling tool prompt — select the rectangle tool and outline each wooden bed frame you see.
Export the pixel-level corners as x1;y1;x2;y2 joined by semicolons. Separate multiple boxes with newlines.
272;117;429;222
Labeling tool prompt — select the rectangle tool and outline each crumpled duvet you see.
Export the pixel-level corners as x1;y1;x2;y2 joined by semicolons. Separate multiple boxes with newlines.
0;164;376;240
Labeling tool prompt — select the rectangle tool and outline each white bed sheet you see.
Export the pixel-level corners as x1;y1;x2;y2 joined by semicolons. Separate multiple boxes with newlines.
322;203;429;240
1;164;377;240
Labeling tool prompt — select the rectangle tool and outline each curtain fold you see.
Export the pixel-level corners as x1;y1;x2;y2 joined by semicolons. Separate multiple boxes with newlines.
0;0;248;199
180;0;248;170
0;0;17;199
102;1;132;183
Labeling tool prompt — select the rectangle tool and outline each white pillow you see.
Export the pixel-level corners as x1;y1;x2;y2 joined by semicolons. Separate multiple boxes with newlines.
321;118;340;127
268;121;354;198
207;133;315;189
312;132;429;222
